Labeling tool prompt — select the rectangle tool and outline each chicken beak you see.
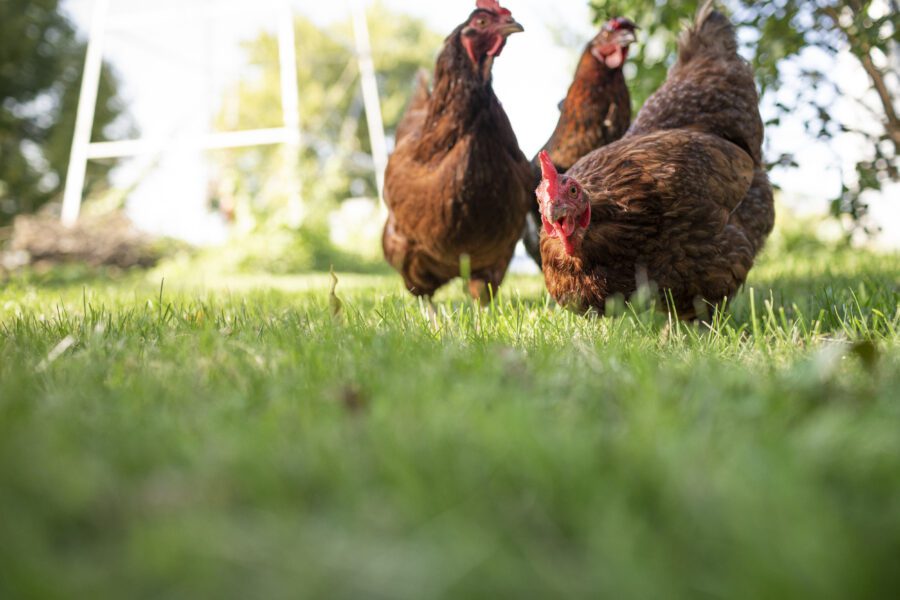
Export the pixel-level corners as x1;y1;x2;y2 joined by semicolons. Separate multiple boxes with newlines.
497;19;524;37
550;205;571;224
616;30;637;46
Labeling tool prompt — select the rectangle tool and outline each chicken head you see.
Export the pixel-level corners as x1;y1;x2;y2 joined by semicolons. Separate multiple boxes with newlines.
536;150;591;257
461;0;524;66
591;17;638;69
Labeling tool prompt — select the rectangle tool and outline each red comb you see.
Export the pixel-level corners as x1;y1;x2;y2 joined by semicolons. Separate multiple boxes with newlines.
476;0;512;16
539;151;558;188
604;17;637;31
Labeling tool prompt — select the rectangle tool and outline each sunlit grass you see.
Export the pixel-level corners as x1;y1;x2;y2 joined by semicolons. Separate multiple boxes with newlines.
1;241;898;598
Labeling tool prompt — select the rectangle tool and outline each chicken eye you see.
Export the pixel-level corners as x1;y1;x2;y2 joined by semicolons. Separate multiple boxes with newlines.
476;18;487;27
569;185;579;197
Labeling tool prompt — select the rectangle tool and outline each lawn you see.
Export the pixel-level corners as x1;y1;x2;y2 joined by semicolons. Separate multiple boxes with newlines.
1;237;899;598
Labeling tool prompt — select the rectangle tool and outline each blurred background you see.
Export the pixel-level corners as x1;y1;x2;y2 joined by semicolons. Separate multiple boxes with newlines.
0;0;897;280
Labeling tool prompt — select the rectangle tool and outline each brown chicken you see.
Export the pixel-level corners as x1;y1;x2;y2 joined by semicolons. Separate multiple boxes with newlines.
382;0;532;301
522;17;637;267
536;1;775;319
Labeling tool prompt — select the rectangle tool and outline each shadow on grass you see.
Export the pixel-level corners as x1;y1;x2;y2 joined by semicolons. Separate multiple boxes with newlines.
309;248;393;276
549;249;899;337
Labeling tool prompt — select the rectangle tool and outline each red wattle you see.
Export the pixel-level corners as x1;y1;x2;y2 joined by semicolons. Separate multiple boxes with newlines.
542;215;554;236
578;205;591;229
487;35;505;57
604;47;624;69
462;36;477;63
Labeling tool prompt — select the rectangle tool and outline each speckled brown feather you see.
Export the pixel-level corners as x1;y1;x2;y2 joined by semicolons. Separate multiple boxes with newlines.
539;50;631;171
540;5;775;319
628;8;762;163
382;20;532;298
522;41;632;266
394;69;431;145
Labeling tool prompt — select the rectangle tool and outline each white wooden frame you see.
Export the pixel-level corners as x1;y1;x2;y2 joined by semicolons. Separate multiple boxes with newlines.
61;0;389;227
350;0;387;204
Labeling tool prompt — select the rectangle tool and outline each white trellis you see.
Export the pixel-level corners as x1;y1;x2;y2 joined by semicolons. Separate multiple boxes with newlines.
61;0;388;226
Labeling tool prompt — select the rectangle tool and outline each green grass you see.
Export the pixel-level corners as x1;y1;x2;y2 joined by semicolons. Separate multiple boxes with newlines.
1;241;899;599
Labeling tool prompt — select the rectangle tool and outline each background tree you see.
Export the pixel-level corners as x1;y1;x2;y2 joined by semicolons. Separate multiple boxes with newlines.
213;3;441;219
590;0;898;229
197;2;439;272
0;0;130;226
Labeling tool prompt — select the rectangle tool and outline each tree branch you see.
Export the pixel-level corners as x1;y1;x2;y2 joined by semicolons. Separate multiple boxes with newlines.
821;4;900;154
858;52;900;152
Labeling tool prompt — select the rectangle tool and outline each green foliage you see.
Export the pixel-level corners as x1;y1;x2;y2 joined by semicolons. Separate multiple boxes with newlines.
1;241;899;597
215;3;441;210
154;215;390;278
589;0;899;227
0;0;131;225
590;0;702;108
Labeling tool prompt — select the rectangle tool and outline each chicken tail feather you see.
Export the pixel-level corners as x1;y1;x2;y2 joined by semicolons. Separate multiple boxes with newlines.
677;1;737;65
410;68;431;109
695;0;716;29
394;69;431;144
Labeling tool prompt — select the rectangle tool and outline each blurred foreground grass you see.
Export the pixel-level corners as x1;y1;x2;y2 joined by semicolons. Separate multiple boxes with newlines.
1;239;899;598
